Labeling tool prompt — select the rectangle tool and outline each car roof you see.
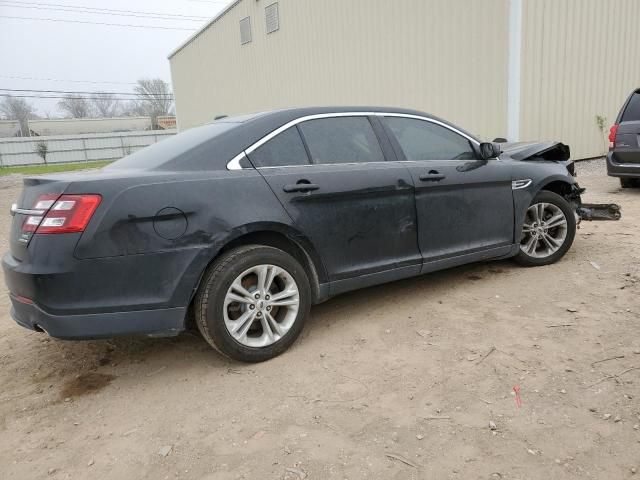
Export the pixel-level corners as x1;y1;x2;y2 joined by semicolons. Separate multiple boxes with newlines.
110;106;481;172
211;106;479;143
214;106;441;124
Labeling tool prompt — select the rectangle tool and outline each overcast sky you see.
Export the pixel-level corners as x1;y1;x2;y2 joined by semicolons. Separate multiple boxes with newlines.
0;0;228;117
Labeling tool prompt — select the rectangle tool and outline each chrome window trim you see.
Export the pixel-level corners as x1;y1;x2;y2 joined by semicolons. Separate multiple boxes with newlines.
226;111;481;170
227;152;249;171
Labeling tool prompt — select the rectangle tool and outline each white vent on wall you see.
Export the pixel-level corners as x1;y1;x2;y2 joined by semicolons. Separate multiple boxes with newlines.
240;16;252;44
265;3;279;34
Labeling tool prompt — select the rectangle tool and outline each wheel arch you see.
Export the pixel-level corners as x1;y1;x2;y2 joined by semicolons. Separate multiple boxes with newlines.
512;175;577;246
539;179;574;197
186;223;327;323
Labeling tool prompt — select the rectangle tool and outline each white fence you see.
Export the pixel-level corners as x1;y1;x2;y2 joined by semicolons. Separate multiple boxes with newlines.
0;130;176;167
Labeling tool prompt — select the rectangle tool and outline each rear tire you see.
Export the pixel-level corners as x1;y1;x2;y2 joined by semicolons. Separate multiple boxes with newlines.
514;191;576;267
195;245;311;362
620;178;637;188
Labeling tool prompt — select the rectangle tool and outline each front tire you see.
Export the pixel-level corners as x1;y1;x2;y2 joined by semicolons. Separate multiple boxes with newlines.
620;178;637;188
195;245;311;362
514;191;576;267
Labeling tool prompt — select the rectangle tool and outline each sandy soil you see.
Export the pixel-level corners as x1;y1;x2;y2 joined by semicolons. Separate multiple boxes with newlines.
0;160;639;480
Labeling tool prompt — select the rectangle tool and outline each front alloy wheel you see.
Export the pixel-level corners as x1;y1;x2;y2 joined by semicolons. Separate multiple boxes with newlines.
514;191;576;267
520;202;568;258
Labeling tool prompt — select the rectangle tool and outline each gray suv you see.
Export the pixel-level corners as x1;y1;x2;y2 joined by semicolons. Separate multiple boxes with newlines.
607;88;640;187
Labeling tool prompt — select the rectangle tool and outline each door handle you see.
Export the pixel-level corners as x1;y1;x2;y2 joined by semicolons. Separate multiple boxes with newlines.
283;182;320;193
419;171;446;182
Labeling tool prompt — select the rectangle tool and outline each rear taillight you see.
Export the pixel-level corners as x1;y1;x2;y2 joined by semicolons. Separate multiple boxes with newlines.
609;124;619;148
22;194;101;234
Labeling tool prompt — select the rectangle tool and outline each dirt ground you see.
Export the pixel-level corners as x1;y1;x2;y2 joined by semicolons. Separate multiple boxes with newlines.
0;159;639;480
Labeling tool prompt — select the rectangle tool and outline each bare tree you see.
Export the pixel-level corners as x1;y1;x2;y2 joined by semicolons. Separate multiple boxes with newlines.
91;93;120;118
120;100;147;118
134;78;174;127
58;95;92;118
0;96;37;136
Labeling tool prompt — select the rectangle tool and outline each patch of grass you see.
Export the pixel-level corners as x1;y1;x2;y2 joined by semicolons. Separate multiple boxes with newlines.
0;160;113;176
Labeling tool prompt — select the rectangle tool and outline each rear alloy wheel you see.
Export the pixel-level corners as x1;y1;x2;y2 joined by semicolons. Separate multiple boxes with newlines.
195;245;311;362
514;191;576;267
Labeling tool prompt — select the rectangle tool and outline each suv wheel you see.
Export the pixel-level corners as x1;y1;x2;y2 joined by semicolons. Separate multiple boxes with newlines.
514;191;576;267
195;245;311;362
620;178;637;188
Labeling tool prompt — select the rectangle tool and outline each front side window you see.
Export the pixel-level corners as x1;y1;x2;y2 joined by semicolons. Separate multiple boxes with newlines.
298;117;385;164
249;126;309;167
385;117;476;161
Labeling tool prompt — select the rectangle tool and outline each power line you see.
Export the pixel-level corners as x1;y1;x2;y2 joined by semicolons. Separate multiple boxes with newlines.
0;3;207;22
0;1;210;20
0;15;198;30
0;94;173;101
0;75;139;85
0;88;173;97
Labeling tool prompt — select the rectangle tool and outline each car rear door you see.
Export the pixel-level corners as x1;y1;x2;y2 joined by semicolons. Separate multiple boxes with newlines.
612;90;640;165
380;115;514;268
247;115;421;294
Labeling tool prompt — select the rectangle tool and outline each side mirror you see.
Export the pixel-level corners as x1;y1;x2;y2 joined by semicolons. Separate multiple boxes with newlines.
478;142;502;160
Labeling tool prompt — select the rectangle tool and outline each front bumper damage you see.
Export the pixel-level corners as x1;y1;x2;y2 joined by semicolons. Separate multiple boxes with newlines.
577;203;621;221
567;184;622;222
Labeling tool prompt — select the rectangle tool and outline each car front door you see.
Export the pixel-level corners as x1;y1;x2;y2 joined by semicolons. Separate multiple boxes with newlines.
381;115;514;269
247;115;421;294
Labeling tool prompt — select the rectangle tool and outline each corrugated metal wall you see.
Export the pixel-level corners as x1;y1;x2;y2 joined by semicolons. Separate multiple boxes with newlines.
520;0;640;159
170;0;510;141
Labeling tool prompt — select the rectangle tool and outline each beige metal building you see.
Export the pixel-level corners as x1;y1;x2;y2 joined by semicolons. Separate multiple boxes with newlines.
169;0;640;160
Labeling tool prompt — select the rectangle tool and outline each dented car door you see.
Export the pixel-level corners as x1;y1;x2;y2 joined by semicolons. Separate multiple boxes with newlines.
248;116;421;294
381;115;515;267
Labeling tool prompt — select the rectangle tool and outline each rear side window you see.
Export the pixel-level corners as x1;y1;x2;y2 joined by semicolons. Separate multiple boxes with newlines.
107;122;238;170
621;93;640;122
298;117;385;164
385;117;476;161
249;126;309;167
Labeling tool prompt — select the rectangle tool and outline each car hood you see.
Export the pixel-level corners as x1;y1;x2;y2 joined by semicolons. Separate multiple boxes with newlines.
498;141;571;161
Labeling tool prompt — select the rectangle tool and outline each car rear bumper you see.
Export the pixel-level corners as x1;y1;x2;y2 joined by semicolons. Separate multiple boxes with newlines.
1;244;203;339
8;294;185;339
607;152;640;177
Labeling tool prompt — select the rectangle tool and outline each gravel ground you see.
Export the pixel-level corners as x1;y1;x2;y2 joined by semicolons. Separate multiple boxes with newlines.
1;158;639;480
575;157;608;177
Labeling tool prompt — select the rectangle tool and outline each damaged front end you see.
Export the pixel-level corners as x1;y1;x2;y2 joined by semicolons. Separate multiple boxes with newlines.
577;203;622;221
566;182;621;222
500;141;622;223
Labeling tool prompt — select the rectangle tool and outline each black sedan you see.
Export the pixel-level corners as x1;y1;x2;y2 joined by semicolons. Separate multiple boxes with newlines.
2;107;619;362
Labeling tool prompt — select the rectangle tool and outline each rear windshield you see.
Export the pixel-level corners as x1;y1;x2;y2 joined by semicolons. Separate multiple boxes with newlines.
106;122;239;170
621;92;640;122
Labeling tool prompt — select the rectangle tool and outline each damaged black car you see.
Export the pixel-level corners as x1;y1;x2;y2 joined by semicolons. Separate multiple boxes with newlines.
2;107;621;362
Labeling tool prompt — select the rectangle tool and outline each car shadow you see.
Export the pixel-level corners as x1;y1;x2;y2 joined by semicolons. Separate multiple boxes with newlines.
22;258;519;394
